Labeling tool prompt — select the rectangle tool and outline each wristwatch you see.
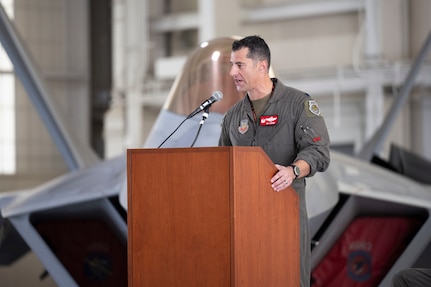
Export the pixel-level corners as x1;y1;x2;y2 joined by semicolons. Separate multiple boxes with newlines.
290;164;300;179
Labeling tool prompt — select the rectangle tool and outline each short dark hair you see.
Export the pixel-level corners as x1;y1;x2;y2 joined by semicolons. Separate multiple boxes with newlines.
232;35;271;69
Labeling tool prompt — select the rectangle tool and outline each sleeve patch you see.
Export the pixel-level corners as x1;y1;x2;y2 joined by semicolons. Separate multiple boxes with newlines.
305;100;321;117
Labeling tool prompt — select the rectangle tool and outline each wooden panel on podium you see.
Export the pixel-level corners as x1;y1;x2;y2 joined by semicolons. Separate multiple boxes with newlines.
127;146;299;287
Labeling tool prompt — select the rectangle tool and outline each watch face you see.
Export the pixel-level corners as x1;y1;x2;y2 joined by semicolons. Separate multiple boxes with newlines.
292;165;300;176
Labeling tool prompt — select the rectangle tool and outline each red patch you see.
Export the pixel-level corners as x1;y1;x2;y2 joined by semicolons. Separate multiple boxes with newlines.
260;115;278;126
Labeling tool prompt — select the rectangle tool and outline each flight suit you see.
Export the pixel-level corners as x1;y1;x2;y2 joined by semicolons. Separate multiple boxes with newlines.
219;78;331;287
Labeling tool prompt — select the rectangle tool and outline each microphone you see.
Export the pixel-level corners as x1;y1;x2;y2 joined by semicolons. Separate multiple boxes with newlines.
158;90;223;148
186;91;223;119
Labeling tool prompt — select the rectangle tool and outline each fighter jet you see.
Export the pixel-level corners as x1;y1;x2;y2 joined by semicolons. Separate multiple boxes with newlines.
1;7;430;284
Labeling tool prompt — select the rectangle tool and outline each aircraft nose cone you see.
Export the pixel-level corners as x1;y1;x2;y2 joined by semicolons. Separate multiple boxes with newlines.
164;36;246;117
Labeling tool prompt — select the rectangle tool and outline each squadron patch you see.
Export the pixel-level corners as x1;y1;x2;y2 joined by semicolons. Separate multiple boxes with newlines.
238;119;249;134
305;100;321;117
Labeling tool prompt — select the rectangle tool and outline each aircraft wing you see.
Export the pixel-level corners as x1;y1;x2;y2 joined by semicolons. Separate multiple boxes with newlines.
0;155;126;270
1;155;126;219
333;151;431;209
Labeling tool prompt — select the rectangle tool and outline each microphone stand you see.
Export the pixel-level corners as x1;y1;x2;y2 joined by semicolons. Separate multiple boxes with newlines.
190;107;209;147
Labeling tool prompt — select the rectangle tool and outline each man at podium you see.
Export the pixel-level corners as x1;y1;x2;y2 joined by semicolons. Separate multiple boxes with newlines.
219;35;331;287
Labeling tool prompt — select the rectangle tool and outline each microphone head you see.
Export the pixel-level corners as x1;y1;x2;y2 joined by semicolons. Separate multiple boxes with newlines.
211;90;223;102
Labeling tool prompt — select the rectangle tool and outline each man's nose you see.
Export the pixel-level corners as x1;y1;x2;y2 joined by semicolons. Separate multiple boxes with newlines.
229;65;236;77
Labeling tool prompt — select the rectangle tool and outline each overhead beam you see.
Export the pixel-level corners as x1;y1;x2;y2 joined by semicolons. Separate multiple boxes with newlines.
151;0;365;32
358;30;431;161
244;0;364;23
0;4;99;170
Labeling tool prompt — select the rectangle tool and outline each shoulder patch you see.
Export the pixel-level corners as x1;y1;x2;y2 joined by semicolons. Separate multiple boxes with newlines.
305;100;321;117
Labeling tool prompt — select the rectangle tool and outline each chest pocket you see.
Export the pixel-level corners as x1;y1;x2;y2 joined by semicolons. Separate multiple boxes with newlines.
259;119;298;164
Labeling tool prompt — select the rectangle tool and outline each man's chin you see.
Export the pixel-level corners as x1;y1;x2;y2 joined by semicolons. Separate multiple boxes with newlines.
235;85;246;92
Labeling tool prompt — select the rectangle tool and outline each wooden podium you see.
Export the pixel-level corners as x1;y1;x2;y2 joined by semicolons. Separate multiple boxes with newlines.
127;146;299;287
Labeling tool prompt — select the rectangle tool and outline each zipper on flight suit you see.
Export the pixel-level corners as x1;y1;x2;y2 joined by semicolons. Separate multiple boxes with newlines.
250;100;263;147
248;82;274;146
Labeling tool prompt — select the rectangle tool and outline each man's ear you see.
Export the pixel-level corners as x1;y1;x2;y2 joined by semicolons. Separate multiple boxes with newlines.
258;60;268;72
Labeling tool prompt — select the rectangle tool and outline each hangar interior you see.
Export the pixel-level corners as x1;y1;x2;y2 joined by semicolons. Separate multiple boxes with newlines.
0;0;430;286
